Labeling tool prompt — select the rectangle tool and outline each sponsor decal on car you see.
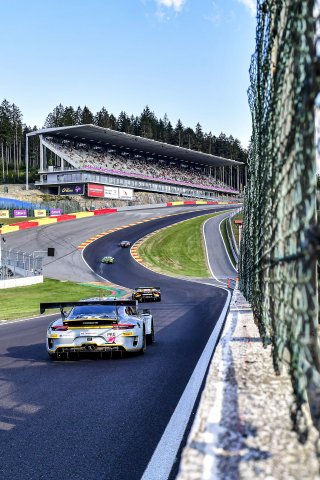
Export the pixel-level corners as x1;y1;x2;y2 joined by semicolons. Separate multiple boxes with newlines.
80;331;100;336
106;336;116;343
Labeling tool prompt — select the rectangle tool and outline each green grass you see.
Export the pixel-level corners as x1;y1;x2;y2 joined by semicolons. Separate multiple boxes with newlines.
0;217;38;225
0;278;113;321
139;211;230;277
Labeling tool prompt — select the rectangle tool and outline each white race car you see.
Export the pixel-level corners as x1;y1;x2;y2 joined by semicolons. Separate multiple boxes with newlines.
40;300;155;360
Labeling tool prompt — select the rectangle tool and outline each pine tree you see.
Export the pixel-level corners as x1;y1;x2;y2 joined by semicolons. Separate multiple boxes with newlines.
174;119;184;146
184;127;195;149
81;106;94;124
130;115;140;136
164;121;174;144
117;111;131;132
108;114;117;130
44;112;55;128
75;106;83;124
140;105;157;139
63;106;76;126
10;103;23;176
195;122;204;151
216;132;228;157
94;107;110;128
0;100;13;179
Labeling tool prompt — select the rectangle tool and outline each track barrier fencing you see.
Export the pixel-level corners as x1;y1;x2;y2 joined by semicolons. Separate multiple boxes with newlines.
239;0;320;442
0;248;43;279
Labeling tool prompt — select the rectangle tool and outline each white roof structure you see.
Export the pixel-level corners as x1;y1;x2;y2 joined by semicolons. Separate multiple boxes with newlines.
28;124;244;168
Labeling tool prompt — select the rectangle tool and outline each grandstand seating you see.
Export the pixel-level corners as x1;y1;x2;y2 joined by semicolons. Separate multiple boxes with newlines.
45;139;238;194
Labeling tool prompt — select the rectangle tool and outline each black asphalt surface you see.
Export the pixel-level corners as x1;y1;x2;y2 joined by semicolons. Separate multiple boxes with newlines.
2;205;232;283
0;206;236;480
204;214;238;281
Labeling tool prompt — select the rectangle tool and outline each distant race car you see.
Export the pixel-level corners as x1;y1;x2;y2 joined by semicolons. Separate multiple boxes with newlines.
101;256;114;264
132;287;161;303
41;299;155;360
118;240;131;248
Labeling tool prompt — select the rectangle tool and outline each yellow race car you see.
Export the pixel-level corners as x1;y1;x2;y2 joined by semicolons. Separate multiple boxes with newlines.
132;287;161;303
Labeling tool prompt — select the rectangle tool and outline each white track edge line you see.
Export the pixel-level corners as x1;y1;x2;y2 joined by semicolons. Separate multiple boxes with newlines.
0;312;57;326
141;289;231;480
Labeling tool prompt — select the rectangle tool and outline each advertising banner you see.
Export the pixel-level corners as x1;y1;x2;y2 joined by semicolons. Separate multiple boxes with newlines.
104;186;119;199
60;184;84;195
0;210;9;218
14;209;27;217
34;209;47;218
49;208;62;216
87;184;104;198
119;188;133;200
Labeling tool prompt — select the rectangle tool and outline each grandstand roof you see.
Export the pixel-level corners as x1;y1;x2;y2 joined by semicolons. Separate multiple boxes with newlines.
28;125;243;168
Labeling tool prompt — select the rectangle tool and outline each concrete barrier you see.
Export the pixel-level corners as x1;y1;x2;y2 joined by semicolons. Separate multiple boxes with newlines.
0;275;43;289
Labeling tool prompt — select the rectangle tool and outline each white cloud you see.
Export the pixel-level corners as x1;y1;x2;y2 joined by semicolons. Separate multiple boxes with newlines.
204;1;223;26
156;0;186;12
237;0;256;16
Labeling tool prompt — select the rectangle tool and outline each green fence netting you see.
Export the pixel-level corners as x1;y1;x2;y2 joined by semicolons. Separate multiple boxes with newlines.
239;0;320;442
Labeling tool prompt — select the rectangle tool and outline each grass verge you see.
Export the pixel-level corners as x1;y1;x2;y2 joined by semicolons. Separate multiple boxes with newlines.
0;278;113;321
0;217;38;225
138;211;231;277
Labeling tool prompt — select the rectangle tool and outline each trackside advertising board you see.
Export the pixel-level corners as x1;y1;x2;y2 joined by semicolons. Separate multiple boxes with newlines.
104;186;119;199
0;210;9;218
49;208;62;216
14;209;27;217
119;188;133;200
87;184;104;197
34;209;47;217
87;184;121;199
60;184;84;195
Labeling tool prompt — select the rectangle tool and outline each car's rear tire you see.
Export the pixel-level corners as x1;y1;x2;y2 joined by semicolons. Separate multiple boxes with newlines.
146;322;155;345
137;328;146;355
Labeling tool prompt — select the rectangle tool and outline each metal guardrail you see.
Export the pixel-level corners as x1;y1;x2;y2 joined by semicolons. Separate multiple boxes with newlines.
0;248;43;279
228;210;240;258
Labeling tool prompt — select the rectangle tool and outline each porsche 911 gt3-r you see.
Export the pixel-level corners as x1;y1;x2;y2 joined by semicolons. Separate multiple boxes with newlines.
132;287;161;302
118;240;131;248
40;300;155;359
101;256;114;264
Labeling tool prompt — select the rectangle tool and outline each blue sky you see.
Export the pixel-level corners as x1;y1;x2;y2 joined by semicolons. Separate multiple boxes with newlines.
0;0;257;149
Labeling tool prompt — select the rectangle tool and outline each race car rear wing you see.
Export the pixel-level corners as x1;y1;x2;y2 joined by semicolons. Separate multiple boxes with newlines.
40;299;137;315
134;287;161;291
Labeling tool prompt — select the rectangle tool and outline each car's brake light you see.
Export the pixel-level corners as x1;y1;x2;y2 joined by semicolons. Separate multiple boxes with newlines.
52;325;69;331
113;323;135;330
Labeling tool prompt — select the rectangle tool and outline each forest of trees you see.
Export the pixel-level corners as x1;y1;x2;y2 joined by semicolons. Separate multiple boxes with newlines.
0;99;248;184
0;100;40;183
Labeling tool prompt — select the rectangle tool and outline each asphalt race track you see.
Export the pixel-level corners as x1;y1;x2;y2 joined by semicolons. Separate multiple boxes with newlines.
0;205;237;480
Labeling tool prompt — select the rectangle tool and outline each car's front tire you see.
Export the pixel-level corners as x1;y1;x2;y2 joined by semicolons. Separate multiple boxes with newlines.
48;352;57;360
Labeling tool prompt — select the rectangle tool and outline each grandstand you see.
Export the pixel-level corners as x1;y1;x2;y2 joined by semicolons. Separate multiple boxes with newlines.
26;125;245;201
